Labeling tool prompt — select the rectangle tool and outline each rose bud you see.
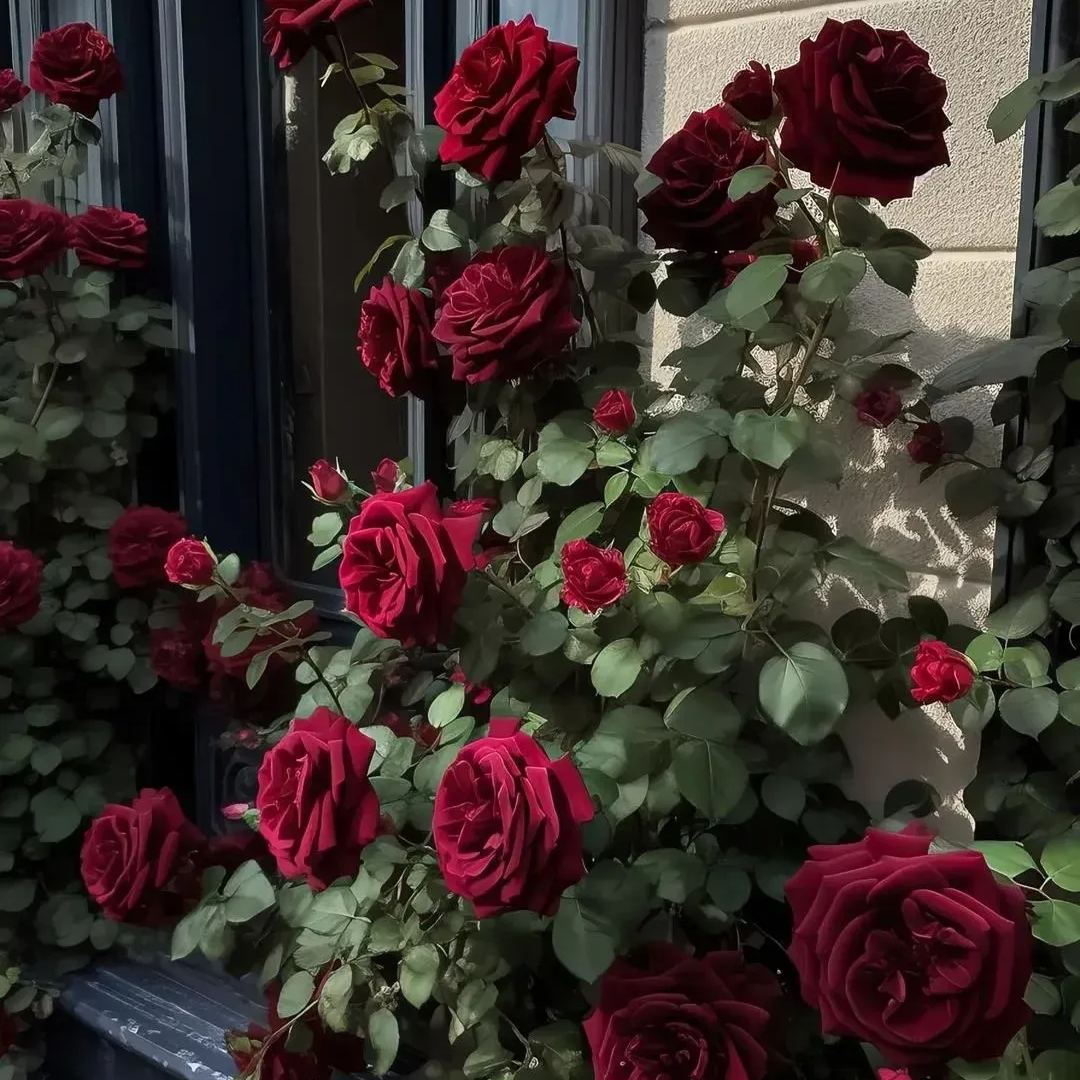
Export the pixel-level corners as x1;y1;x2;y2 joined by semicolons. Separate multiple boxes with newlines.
592;389;636;434
909;640;974;705
371;457;400;493
164;537;216;587
309;458;348;502
722;60;774;123
853;387;902;429
906;421;945;465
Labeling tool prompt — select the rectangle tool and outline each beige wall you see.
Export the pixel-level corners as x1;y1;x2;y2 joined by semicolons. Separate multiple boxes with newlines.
643;0;1033;833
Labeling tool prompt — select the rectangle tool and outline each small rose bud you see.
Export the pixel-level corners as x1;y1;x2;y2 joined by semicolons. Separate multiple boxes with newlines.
309;458;348;502
906;421;945;465
722;61;774;123
221;802;250;821
854;387;902;429
164;537;215;587
371;457;400;493
592;389;636;434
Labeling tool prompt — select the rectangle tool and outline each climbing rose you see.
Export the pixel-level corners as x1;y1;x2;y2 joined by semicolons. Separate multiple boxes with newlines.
262;0;372;70
434;15;579;183
164;537;215;587
357;276;440;398
560;539;627;613
108;506;188;589
907;421;945;465
0;199;67;279
774;19;950;201
309;459;348;502
0;70;29;112
647;493;726;567
592;389;636;434
433;718;593;916
910;640;974;704
256;708;381;890
585;943;780;1080
29;22;123;115
787;825;1032;1066
722;61;774;122
0;541;42;631
854;387;902;428
67;206;148;269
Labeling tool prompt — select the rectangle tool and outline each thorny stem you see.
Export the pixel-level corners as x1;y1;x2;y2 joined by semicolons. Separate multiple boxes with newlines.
780;303;835;411
29;363;60;428
764;132;824;244
481;566;531;614
332;27;399;175
29;278;71;429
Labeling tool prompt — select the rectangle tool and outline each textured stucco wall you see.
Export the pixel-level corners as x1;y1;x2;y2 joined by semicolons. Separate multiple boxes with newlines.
643;0;1032;833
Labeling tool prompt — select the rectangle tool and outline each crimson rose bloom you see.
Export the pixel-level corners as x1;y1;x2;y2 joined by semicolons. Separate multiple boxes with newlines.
722;61;774;122
262;0;372;70
447;497;496;518
640;103;774;253
910;640;974;704
0;69;29;111
67;206;148;269
907;421;945;465
434;15;578;183
371;457;399;493
108;506;188;589
150;626;204;691
164;537;215;587
584;943;780;1080
310;458;348;502
879;1072;911;1080
433;718;592;916
256;708;381;890
592;389;636;434
854;387;902;429
358;276;440;398
775;19;950;202
0;541;42;631
340;482;481;645
434;246;579;384
647;493;726;567
0;199;67;279
80;788;207;925
29;23;123;116
787;825;1032;1066
560;539;627;613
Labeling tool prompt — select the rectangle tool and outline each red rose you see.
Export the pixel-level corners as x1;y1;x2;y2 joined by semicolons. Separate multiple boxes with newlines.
639;103;775;253
584;943;780;1080
310;458;348;502
434;15;579;183
67;205;148;269
255;708;381;890
433;718;592;916
339;481;481;646
164;537;215;587
262;0;372;70
0;1006;18;1058
0;541;42;631
357;276;440;398
775;19;950;202
0;199;67;280
647;492;726;568
592;389;636;434
80;787;207;925
787;825;1032;1066
108;506;188;589
791;237;821;272
435;246;579;383
722;61;774;122
0;70;29;111
910;640;974;704
879;1072;912;1080
447;497;496;518
854;387;902;429
29;22;123;116
907;421;945;465
371;457;400;493
560;539;627;613
150;626;204;691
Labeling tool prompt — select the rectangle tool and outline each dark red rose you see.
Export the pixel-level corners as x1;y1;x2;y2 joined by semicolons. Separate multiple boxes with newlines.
790;237;821;272
0;70;30;111
164;537;215;587
357;276;440;398
647;493;726;568
879;1071;911;1080
854;387;902;429
433;718;592;916
256;708;381;890
787;825;1032;1066
0;1006;18;1057
262;0;372;70
339;482;481;646
267;982;365;1075
907;421;945;465
67;205;148;269
722;61;774;122
108;506;188;589
910;640;974;704
584;943;780;1080
0;541;42;631
434;15;579;183
592;389;636;434
639;103;775;253
310;458;348;502
775;19;950;202
150;626;204;691
560;539;627;614
371;457;400;493
447;497;496;518
29;22;123;116
0;199;67;280
434;246;579;383
80;787;207;925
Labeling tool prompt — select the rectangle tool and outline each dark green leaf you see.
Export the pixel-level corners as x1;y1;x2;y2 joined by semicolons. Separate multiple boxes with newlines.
759;642;849;745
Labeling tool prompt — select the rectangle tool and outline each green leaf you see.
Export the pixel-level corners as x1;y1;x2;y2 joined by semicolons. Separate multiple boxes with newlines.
985;589;1049;640
825;536;909;591
727;165;775;201
31;787;81;842
1037;180;1080;237
318;966;355;1033
729;408;809;470
1043;834;1080;891
648;414;716;474
672;741;748;819
277;971;315;1018
552;894;617;982
222;860;276;922
798;251;866;303
379;175;417;210
421;208;468;252
591;638;642;698
726;254;791;320
1051;570;1080;623
971;840;1038;880
761;774;806;821
400;943;440;1008
930;335;1063;397
965;633;1004;672
537;439;593;486
664;685;741;743
604;472;629;506
554;501;604;549
519;611;569;656
428;684;465;728
865;248;919;295
171;904;214;960
0;879;35;913
989;74;1043;141
308;511;344;547
367;1008;400;1075
37;406;83;442
759;642;849;745
1033;899;1080;945
999;686;1058;738
1033;1050;1080;1080
633;849;705;902
706;866;752;912
477;438;523;482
